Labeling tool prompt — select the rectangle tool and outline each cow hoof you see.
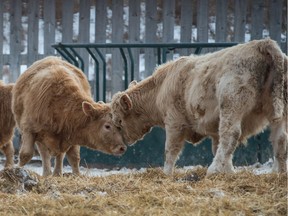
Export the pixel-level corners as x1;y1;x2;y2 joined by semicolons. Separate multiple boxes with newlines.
163;165;173;175
206;161;235;176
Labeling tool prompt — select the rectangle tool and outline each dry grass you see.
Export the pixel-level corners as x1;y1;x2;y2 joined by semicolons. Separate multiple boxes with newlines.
0;167;287;216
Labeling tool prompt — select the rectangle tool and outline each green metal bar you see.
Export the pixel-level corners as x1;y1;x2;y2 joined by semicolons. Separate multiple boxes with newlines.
94;48;106;102
162;48;167;63
86;47;100;101
58;45;79;67
120;48;128;89
70;47;84;71
157;47;161;65
54;47;73;64
53;42;238;49
194;47;202;55
127;48;134;82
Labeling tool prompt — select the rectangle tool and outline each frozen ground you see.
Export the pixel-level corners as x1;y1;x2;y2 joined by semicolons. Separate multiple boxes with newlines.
0;155;278;177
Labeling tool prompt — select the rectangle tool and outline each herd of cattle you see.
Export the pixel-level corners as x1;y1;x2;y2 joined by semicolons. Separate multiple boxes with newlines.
0;38;287;177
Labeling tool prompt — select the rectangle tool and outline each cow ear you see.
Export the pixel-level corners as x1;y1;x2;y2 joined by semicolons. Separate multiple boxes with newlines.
128;80;137;88
82;101;95;116
120;94;132;111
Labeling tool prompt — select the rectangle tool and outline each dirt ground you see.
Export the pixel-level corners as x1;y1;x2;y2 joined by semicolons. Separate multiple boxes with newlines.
0;166;287;216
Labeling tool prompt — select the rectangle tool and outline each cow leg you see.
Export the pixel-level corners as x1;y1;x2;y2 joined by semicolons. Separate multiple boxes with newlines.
163;124;185;175
207;83;254;176
1;141;15;168
36;142;52;176
18;132;35;167
269;120;287;173
66;145;81;175
53;153;65;176
207;117;241;175
211;136;219;157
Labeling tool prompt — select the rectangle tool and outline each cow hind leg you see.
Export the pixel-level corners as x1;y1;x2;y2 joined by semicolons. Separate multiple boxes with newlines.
269;120;287;173
207;85;254;176
36;142;52;176
211;136;219;157
66;145;81;175
53;153;65;176
2;141;15;168
18;132;35;167
207;119;241;175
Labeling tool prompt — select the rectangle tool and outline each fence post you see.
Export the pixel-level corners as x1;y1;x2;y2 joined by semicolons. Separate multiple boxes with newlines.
9;0;22;82
129;0;141;81
43;0;56;55
268;0;282;45
95;0;107;101
78;0;91;77
111;0;124;94
216;0;227;42
197;0;208;42
251;0;264;40
234;0;247;42
145;0;158;77
180;0;193;56
27;0;39;66
0;2;4;78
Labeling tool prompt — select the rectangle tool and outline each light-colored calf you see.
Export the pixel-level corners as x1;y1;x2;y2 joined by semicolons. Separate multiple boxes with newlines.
111;39;287;175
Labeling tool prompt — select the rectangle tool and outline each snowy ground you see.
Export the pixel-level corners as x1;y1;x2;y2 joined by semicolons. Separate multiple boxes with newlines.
0;155;277;177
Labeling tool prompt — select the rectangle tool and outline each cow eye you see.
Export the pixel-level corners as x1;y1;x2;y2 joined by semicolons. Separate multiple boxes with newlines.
105;125;111;130
119;120;122;125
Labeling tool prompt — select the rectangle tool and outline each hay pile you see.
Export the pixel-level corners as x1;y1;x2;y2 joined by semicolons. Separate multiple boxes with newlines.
0;167;286;216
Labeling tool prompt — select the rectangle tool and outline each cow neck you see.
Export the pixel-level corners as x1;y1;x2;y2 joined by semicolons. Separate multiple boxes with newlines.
59;96;92;135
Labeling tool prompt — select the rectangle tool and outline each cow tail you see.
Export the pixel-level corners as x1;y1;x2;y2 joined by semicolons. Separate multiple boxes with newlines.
265;39;285;122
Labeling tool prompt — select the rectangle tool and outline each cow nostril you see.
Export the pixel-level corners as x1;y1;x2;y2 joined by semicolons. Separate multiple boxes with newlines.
119;146;126;153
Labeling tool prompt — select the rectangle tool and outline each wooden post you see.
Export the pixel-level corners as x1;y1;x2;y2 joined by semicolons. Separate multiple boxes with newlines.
145;0;157;78
111;0;124;94
9;0;22;82
78;0;91;77
62;0;74;43
180;0;193;55
27;0;39;66
163;0;175;61
129;0;141;81
43;0;56;55
197;0;208;42
251;0;264;40
95;0;107;101
215;0;227;42
268;0;282;44
234;0;247;42
0;1;4;78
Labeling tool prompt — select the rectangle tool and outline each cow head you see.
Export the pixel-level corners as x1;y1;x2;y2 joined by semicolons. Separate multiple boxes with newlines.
81;101;127;156
110;92;152;146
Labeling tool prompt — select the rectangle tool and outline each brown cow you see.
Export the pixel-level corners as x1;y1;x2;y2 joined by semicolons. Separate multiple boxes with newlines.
12;56;127;176
0;81;15;168
110;38;287;176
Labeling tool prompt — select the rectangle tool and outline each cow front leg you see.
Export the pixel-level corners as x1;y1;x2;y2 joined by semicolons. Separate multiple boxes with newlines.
18;132;35;167
53;153;65;176
163;126;185;175
270;120;287;173
66;145;81;175
2;141;15;168
36;142;52;177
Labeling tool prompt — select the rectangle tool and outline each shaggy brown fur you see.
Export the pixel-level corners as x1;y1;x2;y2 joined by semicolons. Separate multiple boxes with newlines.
12;56;126;176
0;81;15;168
111;39;287;176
